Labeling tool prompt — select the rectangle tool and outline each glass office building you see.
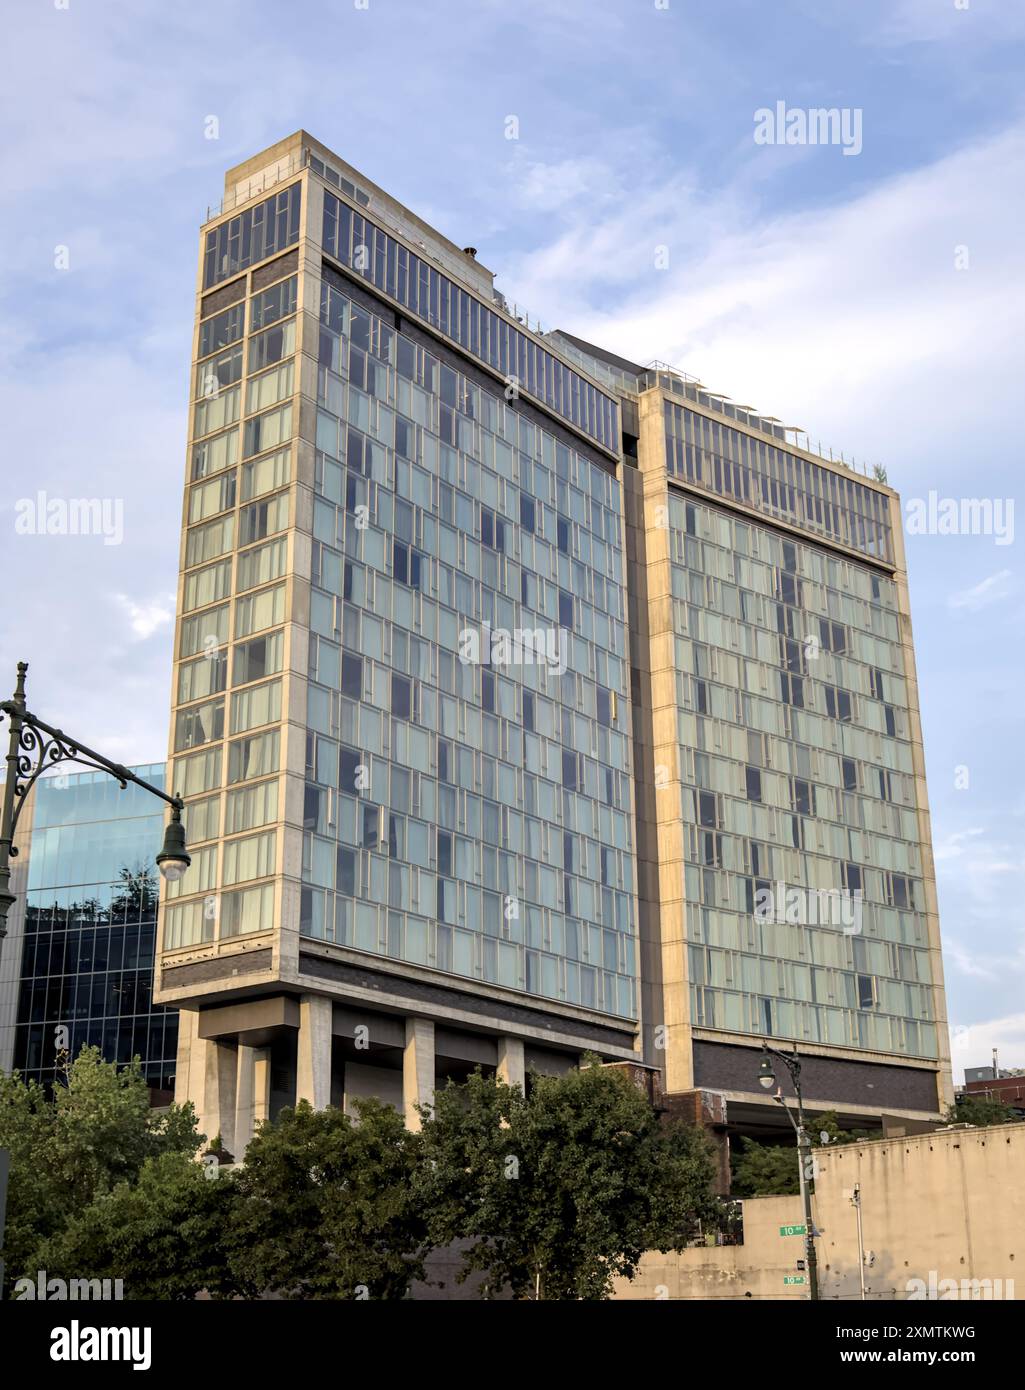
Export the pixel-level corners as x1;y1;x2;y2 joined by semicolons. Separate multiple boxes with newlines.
3;767;177;1096
159;134;951;1151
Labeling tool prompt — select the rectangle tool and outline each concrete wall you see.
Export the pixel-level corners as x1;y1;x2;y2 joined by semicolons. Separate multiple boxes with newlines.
615;1121;1025;1299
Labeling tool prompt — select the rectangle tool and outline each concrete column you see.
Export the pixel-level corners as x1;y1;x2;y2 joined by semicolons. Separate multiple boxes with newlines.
496;1036;526;1090
296;994;333;1109
172;1010;237;1153
173;1007;201;1108
234;1043;271;1156
403;1017;435;1130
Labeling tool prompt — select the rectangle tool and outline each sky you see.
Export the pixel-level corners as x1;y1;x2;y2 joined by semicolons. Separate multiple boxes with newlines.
1;0;1022;1078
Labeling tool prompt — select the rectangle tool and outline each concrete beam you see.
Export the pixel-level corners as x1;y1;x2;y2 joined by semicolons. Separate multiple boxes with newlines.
296;993;333;1109
403;1017;435;1130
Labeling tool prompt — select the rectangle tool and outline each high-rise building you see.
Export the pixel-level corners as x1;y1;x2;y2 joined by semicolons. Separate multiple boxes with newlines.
158;132;951;1154
0;767;177;1097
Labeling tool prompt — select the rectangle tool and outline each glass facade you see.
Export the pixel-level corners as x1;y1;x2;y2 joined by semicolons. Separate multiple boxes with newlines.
665;402;894;564
322;192;619;453
203;184;302;289
667;489;936;1058
12;767;177;1090
302;269;637;1017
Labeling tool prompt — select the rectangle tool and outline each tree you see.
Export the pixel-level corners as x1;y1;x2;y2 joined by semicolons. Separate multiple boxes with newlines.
225;1098;430;1299
418;1060;719;1300
730;1111;869;1197
948;1094;1020;1127
0;1046;201;1296
29;1152;237;1300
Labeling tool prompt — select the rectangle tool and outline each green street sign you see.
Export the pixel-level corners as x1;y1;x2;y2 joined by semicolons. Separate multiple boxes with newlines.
784;1276;807;1286
779;1224;807;1236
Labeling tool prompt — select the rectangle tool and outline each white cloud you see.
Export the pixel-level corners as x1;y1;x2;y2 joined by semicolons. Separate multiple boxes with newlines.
112;593;177;641
949;1013;1025;1079
948;569;1015;612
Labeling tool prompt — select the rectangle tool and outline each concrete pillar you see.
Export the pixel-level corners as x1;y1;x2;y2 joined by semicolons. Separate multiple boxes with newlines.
496;1036;526;1089
403;1017;435;1130
235;1044;271;1156
173;1008;200;1108
296;994;333;1109
173;1009;237;1154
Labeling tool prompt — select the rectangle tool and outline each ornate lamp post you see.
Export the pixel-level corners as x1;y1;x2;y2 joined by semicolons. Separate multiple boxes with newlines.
0;661;190;962
758;1041;820;1300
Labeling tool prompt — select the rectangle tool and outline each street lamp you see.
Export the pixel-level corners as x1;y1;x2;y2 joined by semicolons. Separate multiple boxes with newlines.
758;1042;820;1301
0;661;189;960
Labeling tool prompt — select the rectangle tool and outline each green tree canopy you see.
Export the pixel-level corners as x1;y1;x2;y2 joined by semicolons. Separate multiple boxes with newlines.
417;1059;720;1299
0;1046;200;1295
225;1097;429;1299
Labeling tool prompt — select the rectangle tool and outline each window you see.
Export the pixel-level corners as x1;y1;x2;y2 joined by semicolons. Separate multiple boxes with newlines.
219;882;275;937
841;758;858;791
203;185;301;288
175;746;222;797
250;275;298;330
230;679;282;734
869;668;886;701
199;302;244;358
241;447;291;501
244;403;293;458
520;494;535;533
780;672;804;707
233;631;284;685
164;900;213;951
192;428;239;482
819;618;848;654
562;750;578;790
222;830;276;886
235;584;286;638
596;688;611;727
183;558;232;612
182;793;220;845
186;515;235;567
393;539;422;589
522;692;535;731
391;674;412;720
342;652;363;700
825;686;852;722
337;846;356;896
745;765;762;802
237;538;287;591
239;491;289;545
248;318;296;374
791;777;814;816
480;505;505;552
228;729;280;783
888;873;914;909
194;345;242;398
481;671;495;713
877;768;892;802
174;697;224;751
843;862;863;894
558;589;574;628
225;778;278;834
697;790;719;828
857;975;876;1009
189;471;236;524
194;385;240;439
246;361;294;415
557;517;570;553
180;605;228;659
178;650;227;704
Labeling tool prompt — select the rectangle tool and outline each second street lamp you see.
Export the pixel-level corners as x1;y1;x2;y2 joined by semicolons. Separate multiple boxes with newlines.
0;661;190;962
759;1042;820;1301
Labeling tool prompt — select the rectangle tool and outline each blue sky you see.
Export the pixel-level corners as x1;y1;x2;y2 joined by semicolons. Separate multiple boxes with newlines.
2;0;1023;1077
